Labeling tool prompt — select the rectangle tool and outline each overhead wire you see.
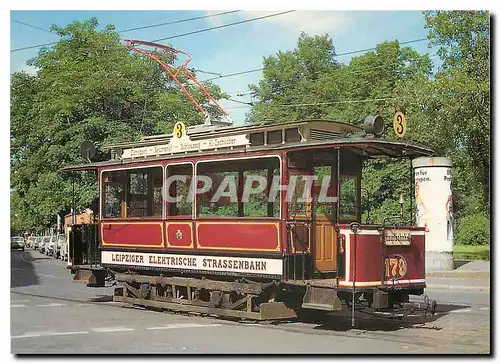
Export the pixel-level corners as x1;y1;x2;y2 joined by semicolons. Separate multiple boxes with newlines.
224;97;397;110
10;19;57;35
150;10;295;42
201;38;431;83
115;10;242;33
10;10;251;53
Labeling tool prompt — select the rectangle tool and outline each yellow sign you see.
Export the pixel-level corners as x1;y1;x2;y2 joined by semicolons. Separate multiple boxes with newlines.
393;112;406;137
173;122;186;139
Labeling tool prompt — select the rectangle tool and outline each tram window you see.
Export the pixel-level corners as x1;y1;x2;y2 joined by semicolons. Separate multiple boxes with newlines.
153;170;163;216
102;167;163;219
288;175;311;218
128;167;163;218
314;165;334;215
198;171;239;217
167;164;193;217
339;175;358;220
250;132;264;146
102;171;126;218
267;130;283;145
197;157;280;218
285;128;301;143
243;169;279;218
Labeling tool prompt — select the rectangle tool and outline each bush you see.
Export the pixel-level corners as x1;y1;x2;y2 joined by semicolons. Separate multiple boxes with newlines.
455;213;490;246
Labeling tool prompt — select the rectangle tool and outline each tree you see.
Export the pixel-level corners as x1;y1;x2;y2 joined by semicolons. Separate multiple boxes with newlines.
396;11;490;219
247;32;344;123
10;18;226;231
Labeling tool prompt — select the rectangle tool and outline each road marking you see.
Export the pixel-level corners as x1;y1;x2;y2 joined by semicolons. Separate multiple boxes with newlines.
35;303;66;307
146;323;222;330
76;303;92;307
38;273;61;279
11;331;88;339
479;307;490;311
10;299;30;303
18;253;32;263
10;304;26;308
92;327;135;333
449;308;472;313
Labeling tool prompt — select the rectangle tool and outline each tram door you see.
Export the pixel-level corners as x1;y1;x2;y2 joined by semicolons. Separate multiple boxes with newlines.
312;159;338;274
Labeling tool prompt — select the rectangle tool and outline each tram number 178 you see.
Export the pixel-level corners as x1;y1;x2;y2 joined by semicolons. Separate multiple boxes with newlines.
384;255;407;280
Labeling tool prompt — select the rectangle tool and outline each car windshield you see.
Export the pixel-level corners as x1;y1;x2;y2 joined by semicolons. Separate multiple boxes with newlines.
11;237;24;242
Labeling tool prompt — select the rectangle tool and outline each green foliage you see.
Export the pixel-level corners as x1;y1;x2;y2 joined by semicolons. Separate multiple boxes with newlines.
10;18;226;231
455;212;490;246
398;11;490;215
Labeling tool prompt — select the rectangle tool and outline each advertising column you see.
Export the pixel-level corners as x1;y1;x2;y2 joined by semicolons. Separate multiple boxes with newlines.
412;157;453;272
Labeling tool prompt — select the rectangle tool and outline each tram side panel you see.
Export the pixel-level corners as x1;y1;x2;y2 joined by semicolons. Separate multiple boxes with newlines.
98;218;285;280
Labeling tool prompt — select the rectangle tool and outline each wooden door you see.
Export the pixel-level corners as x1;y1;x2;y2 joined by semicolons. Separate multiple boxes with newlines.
314;213;337;272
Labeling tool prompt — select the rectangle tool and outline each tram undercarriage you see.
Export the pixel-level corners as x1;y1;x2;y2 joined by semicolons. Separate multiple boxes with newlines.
73;266;436;323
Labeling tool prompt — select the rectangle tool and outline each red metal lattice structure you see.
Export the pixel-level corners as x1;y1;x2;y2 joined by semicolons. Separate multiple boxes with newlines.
124;39;232;125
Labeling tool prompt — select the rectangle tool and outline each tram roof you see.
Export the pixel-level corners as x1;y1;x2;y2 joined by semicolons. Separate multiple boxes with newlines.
104;119;363;149
61;136;437;172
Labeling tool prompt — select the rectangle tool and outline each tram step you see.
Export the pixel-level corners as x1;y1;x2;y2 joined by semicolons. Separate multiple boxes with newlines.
301;303;340;311
72;269;93;284
301;285;342;312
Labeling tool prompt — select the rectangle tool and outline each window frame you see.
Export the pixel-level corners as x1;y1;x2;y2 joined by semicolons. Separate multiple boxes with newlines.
100;164;165;220
165;161;195;220
338;173;360;223
194;155;282;220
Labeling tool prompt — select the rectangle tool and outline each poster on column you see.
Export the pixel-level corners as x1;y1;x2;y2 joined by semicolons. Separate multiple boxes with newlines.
414;165;453;252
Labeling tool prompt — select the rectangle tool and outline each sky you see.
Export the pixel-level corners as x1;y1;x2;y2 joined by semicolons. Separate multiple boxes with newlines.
9;10;442;125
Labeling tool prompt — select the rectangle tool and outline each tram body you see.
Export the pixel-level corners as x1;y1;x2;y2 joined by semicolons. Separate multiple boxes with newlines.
66;119;434;320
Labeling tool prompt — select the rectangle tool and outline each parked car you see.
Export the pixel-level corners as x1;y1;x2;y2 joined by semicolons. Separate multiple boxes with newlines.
39;236;50;254
33;236;42;251
60;234;68;261
53;234;65;258
26;235;36;248
11;236;25;251
45;236;57;256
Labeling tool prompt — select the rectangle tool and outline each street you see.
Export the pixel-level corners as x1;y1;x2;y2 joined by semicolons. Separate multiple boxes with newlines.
11;249;491;354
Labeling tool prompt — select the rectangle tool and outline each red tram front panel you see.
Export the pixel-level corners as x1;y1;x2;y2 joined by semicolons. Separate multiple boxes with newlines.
338;225;425;288
165;221;194;249
195;220;281;252
101;221;164;248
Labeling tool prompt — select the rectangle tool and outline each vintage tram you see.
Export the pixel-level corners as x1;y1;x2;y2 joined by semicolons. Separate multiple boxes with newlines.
64;116;437;322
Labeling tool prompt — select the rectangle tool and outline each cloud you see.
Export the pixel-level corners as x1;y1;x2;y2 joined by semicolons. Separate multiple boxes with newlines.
205;10;352;37
11;62;38;76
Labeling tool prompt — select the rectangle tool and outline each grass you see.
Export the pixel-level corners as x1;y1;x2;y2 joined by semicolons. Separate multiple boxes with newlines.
454;244;490;260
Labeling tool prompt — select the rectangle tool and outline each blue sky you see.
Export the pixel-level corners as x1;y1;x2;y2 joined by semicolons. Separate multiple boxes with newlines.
10;10;440;124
